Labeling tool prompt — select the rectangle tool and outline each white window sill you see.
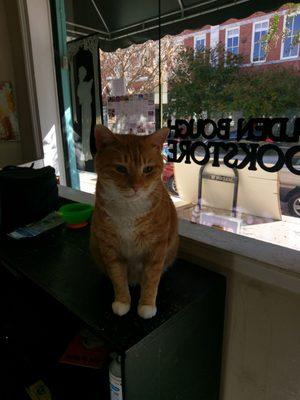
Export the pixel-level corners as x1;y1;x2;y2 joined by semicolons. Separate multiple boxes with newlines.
58;185;300;292
250;59;266;64
280;55;299;61
178;218;299;275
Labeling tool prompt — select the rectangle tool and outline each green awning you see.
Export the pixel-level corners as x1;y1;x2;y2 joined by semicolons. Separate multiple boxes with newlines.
65;0;289;51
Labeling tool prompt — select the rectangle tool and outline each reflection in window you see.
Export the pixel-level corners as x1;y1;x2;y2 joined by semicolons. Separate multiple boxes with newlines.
226;27;239;54
195;35;206;52
282;14;300;58
252;20;268;62
61;1;300;253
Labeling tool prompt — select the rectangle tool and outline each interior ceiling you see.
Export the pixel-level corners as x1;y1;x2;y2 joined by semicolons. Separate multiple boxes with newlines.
65;0;289;51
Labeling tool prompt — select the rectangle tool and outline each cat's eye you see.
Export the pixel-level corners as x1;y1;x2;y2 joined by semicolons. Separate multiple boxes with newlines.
143;166;153;174
116;165;127;174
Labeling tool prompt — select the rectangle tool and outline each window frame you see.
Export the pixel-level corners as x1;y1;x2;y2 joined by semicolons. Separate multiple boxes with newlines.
251;19;269;63
194;33;206;53
280;13;300;60
225;26;240;55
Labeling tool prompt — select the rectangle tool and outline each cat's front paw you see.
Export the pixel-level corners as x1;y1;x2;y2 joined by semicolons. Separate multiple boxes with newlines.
112;301;130;316
138;304;157;319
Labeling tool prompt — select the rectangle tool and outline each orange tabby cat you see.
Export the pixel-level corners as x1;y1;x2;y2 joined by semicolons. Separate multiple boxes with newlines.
90;124;178;319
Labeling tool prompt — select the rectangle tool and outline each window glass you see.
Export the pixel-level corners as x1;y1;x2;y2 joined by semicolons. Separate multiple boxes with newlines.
165;7;300;252
252;21;268;62
226;28;239;54
59;2;300;253
195;36;206;52
282;14;300;58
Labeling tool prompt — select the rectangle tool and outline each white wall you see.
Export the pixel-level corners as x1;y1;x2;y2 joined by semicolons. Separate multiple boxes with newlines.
222;272;300;400
179;236;300;400
26;0;66;183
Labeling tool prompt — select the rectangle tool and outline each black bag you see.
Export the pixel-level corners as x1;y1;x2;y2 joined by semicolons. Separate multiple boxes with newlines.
0;164;59;233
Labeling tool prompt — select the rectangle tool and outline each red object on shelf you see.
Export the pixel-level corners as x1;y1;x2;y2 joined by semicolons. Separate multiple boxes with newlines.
59;332;109;369
66;222;88;229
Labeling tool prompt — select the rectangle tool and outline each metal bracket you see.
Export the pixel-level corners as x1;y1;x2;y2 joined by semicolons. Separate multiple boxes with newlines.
197;163;239;218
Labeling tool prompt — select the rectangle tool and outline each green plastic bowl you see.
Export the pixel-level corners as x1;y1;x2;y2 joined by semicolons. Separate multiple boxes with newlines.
59;203;94;228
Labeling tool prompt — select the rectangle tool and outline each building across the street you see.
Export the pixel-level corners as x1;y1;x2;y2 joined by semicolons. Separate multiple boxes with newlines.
176;5;300;70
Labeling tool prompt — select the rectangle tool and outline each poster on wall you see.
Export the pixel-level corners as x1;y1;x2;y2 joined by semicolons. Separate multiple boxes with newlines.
107;93;156;135
0;81;19;141
68;35;101;171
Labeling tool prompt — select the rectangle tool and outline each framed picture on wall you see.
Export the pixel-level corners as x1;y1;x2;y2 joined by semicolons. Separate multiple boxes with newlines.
0;81;20;141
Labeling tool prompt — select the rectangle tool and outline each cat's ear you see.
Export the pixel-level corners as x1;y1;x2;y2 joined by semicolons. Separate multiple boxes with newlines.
147;128;169;150
94;124;116;150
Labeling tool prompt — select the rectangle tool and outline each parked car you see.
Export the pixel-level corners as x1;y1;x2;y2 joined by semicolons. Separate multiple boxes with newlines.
162;144;178;196
279;155;300;218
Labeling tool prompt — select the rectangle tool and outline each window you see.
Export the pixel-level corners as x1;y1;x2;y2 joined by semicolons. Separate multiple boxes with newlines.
53;0;300;258
194;34;206;52
282;14;300;59
226;27;239;54
252;20;269;62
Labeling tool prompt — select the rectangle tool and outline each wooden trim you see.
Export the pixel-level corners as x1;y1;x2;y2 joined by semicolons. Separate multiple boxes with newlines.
51;0;80;189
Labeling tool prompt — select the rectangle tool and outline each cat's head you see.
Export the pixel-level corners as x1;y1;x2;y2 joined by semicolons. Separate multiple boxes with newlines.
94;125;169;201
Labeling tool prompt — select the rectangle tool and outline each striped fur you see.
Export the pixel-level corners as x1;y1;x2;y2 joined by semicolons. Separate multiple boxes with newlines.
90;125;178;318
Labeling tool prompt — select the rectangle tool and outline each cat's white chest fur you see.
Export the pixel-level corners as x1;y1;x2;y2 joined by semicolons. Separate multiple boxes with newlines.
106;195;150;261
116;215;137;258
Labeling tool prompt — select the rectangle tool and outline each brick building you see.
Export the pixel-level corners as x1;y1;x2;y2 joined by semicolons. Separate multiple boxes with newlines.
176;6;300;71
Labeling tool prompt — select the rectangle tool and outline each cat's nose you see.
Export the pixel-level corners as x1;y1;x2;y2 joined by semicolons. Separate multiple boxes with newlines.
132;183;142;192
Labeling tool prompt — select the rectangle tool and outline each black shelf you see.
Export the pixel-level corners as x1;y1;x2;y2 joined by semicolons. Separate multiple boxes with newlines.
0;266;110;400
1;225;224;352
1;221;226;399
